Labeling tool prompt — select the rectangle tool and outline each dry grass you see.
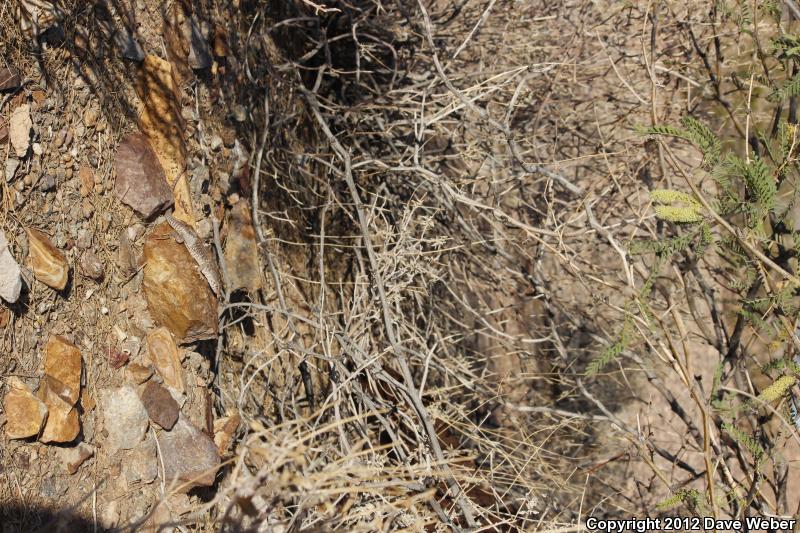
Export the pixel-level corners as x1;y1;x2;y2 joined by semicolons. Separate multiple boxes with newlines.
2;0;800;531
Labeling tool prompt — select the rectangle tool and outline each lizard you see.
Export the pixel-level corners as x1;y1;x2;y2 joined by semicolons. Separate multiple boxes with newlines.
164;211;223;298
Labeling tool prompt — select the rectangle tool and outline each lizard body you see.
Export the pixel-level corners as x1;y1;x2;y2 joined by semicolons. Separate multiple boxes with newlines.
164;211;223;297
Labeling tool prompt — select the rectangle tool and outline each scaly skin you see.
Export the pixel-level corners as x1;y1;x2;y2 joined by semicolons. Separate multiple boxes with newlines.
164;211;223;297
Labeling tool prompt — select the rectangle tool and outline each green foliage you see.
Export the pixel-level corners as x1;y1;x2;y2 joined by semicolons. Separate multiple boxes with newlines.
722;423;765;465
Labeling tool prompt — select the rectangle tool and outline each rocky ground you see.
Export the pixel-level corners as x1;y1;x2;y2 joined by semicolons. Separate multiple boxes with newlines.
0;2;249;530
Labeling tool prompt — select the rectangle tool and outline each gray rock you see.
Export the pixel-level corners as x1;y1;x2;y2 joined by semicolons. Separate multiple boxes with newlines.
5;158;19;182
123;436;157;485
101;385;148;451
0;231;22;303
159;415;220;492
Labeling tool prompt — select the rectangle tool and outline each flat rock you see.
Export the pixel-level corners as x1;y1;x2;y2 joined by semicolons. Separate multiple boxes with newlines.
158;414;220;492
3;377;48;439
38;376;80;443
224;200;262;291
0;230;22;303
101;385;148;451
140;380;179;430
143;223;217;343
114;133;173;219
0;67;21;91
145;327;185;391
27;227;69;290
43;335;82;405
57;442;94;474
9;104;32;157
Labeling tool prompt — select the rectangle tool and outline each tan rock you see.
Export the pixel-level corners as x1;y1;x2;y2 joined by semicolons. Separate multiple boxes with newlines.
3;377;48;439
43;335;82;405
143;223;217;343
146;327;185;392
213;412;240;454
9;104;31;157
27;228;69;290
57;442;94;474
38;376;80;443
126;362;154;384
224;200;262;291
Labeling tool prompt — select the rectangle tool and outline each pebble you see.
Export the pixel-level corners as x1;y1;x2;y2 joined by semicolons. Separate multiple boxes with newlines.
27;227;69;291
79;251;104;281
5;158;19;182
76;228;93;250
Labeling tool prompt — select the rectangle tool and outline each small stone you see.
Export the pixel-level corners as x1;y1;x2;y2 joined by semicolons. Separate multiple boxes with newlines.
158;415;220;492
27;227;69;290
0;67;21;91
114;27;145;62
213;412;240;454
76;228;93;250
146;327;185;392
143;224;218;343
32;143;43;156
208;134;223;151
37;376;81;443
78;166;94;197
126;362;153;384
123;436;158;485
0;230;22;303
57;442;94;474
43;335;82;405
82;198;94;219
3;377;48;439
79;251;104;281
140;380;179;430
23;174;33;187
39;174;56;191
114;133;174;219
9;104;32;157
5;158;19;182
101;385;148;451
83;106;99;128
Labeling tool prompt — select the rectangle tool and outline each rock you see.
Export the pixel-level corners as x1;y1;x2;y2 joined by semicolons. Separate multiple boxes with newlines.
101;385;148;451
158;415;220;492
3;377;48;439
5;158;19;182
0;67;20;91
39;173;56;191
37;376;80;443
78;166;94;197
208;133;222;151
126;362;153;384
114;27;145;61
143;223;217;343
123;436;158;485
43;335;82;405
79;251;104;281
27;228;69;290
140;380;179;430
9;104;32;157
0;123;8;144
213;412;240;454
225;200;262;291
57;442;94;474
114;133;174;219
83;106;99;128
142;501;172;533
76;228;93;250
145;327;185;391
0;230;22;303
